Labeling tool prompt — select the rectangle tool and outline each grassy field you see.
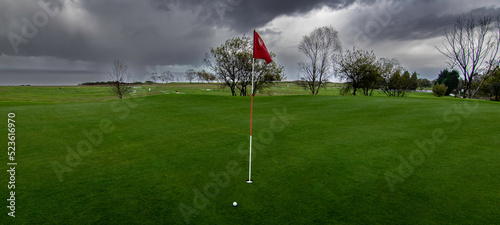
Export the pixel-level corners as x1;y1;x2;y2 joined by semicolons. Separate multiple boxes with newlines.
1;84;499;224
0;82;432;104
0;82;341;104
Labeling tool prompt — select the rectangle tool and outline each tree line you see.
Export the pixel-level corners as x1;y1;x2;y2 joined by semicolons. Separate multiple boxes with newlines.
149;71;174;84
296;26;424;97
337;48;420;97
184;69;217;84
296;14;499;101
106;14;498;100
432;67;500;100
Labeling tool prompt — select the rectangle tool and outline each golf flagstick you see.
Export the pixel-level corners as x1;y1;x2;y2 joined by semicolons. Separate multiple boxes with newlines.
248;30;272;184
247;58;254;184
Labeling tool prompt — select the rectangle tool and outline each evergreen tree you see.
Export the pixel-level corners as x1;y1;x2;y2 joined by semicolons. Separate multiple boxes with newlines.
436;69;459;96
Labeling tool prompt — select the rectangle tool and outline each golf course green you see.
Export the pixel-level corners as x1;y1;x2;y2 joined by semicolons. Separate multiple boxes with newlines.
1;84;499;224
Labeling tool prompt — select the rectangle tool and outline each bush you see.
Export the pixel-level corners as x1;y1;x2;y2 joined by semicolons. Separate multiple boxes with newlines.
432;84;447;97
340;84;353;96
436;69;459;96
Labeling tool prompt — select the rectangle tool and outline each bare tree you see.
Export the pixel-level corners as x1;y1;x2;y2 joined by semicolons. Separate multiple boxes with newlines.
185;69;196;83
195;70;203;83
196;70;207;84
159;74;166;83
166;71;174;82
298;26;342;95
195;70;217;84
108;58;132;99
203;36;248;95
379;58;406;97
150;72;159;83
160;71;174;83
336;48;380;96
204;35;284;96
206;73;217;83
438;15;500;98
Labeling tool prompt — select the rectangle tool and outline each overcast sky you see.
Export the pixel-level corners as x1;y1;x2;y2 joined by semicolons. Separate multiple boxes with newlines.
0;0;499;85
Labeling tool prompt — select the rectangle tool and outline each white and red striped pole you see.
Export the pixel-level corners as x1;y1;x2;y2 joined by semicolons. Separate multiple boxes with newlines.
247;58;254;184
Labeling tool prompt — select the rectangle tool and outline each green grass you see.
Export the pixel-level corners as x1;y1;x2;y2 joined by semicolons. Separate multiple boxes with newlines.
0;83;435;105
1;85;499;224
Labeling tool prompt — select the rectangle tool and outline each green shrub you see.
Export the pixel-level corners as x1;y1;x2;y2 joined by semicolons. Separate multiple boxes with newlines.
436;69;459;95
432;83;447;97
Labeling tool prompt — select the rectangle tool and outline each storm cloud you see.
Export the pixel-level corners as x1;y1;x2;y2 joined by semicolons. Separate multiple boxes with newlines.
0;0;499;85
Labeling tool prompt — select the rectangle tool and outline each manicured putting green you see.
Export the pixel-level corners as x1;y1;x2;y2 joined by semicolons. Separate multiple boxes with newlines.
0;86;499;224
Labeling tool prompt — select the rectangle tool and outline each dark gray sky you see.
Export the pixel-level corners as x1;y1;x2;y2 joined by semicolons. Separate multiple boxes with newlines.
0;0;499;85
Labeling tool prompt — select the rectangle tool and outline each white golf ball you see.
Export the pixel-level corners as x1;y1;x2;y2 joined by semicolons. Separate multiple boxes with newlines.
233;202;237;207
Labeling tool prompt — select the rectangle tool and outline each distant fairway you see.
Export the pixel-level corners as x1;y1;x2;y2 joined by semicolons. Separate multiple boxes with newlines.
1;85;499;224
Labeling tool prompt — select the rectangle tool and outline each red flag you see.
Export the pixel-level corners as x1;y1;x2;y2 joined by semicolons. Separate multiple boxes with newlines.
253;30;272;64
